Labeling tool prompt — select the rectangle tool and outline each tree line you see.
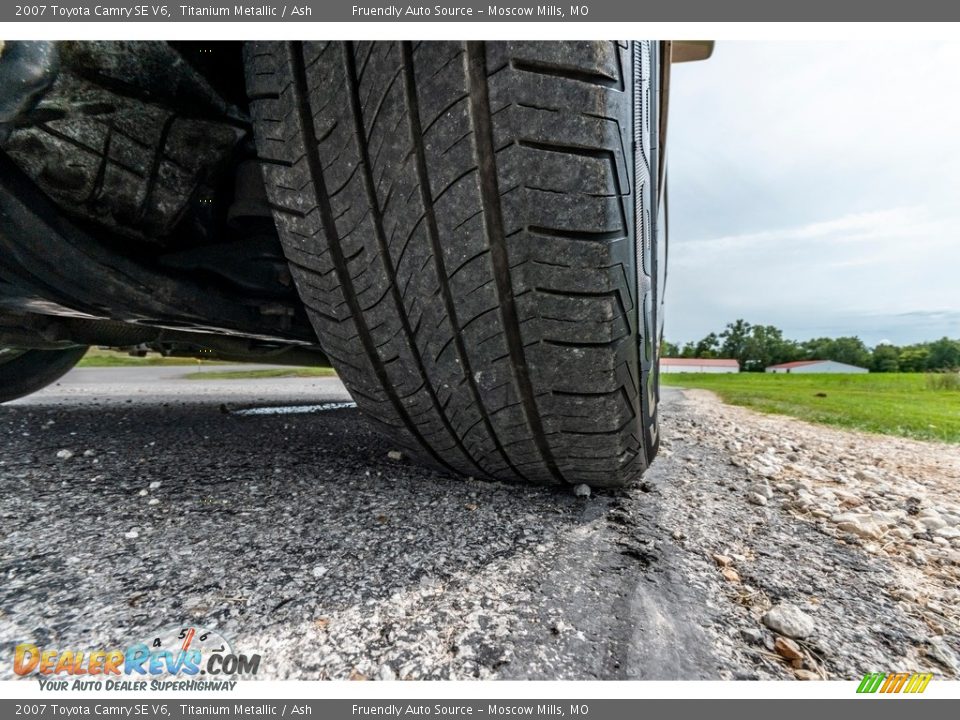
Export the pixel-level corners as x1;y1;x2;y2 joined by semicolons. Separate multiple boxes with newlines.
662;319;960;373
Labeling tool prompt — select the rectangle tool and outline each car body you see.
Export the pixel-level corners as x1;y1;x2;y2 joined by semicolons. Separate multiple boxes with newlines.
0;40;711;485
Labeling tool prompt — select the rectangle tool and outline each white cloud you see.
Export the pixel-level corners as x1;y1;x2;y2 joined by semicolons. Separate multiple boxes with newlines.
663;41;960;346
674;207;923;255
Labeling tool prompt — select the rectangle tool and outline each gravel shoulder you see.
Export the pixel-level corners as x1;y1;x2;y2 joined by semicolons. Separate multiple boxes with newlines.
651;389;960;680
0;371;957;680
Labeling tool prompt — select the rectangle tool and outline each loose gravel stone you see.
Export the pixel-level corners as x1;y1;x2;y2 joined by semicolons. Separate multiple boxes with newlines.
774;636;804;660
762;604;816;639
721;567;741;583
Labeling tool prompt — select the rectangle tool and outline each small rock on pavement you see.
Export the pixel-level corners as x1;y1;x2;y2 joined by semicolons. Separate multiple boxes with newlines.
774;636;804;660
56;449;74;460
748;492;768;506
833;514;882;540
573;484;591;498
794;669;819;681
762;603;816;639
123;529;139;539
387;450;403;461
721;567;741;583
712;553;733;567
312;565;329;579
377;664;396;681
149;481;162;490
740;628;764;645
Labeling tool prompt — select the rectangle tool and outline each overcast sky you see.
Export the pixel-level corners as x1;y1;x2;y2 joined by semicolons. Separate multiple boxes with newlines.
665;41;960;347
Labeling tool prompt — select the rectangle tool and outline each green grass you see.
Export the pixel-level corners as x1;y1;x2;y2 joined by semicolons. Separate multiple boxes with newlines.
79;348;336;379
78;347;214;367
661;372;960;443
182;367;337;380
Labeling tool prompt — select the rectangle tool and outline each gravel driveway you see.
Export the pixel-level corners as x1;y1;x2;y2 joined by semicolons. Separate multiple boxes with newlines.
0;368;957;680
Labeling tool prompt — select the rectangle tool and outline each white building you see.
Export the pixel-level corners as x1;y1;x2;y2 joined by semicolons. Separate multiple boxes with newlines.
660;358;740;374
766;360;868;374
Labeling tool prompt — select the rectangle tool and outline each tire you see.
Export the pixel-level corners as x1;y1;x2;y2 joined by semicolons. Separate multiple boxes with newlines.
1;42;243;242
245;41;663;487
0;345;88;403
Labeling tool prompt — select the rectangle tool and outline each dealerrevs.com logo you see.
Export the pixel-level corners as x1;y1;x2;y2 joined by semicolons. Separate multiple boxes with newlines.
14;626;261;691
856;672;934;694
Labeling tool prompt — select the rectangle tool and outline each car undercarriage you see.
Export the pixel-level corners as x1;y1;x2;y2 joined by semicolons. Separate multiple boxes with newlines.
0;40;325;364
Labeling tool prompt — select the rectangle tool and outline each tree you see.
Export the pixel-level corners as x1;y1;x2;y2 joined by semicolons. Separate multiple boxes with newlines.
871;344;900;373
898;346;930;373
926;337;960;370
741;324;800;371
826;336;871;368
720;319;752;365
660;340;680;357
801;336;870;367
668;320;959;373
693;332;720;358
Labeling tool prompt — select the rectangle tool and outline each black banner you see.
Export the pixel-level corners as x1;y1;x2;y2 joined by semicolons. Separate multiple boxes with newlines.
2;700;958;719
3;0;960;22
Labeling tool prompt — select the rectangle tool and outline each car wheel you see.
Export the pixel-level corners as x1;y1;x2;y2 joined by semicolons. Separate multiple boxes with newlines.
245;41;663;487
0;345;88;403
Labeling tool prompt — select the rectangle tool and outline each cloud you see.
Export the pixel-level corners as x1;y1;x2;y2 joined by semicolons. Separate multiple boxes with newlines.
662;41;960;346
673;207;923;256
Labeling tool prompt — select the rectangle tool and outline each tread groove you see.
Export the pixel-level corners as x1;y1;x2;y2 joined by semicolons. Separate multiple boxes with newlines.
343;41;486;478
401;41;526;482
287;40;453;473
510;58;621;90
467;41;566;485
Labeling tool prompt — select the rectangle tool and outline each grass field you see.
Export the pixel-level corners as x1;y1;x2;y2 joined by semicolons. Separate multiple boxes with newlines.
182;367;337;380
661;372;960;443
78;347;211;367
78;348;336;379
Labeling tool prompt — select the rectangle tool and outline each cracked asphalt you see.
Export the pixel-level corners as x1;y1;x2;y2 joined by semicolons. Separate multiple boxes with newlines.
1;366;956;680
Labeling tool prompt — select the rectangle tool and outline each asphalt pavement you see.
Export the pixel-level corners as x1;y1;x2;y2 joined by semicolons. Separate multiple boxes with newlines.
2;366;953;681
